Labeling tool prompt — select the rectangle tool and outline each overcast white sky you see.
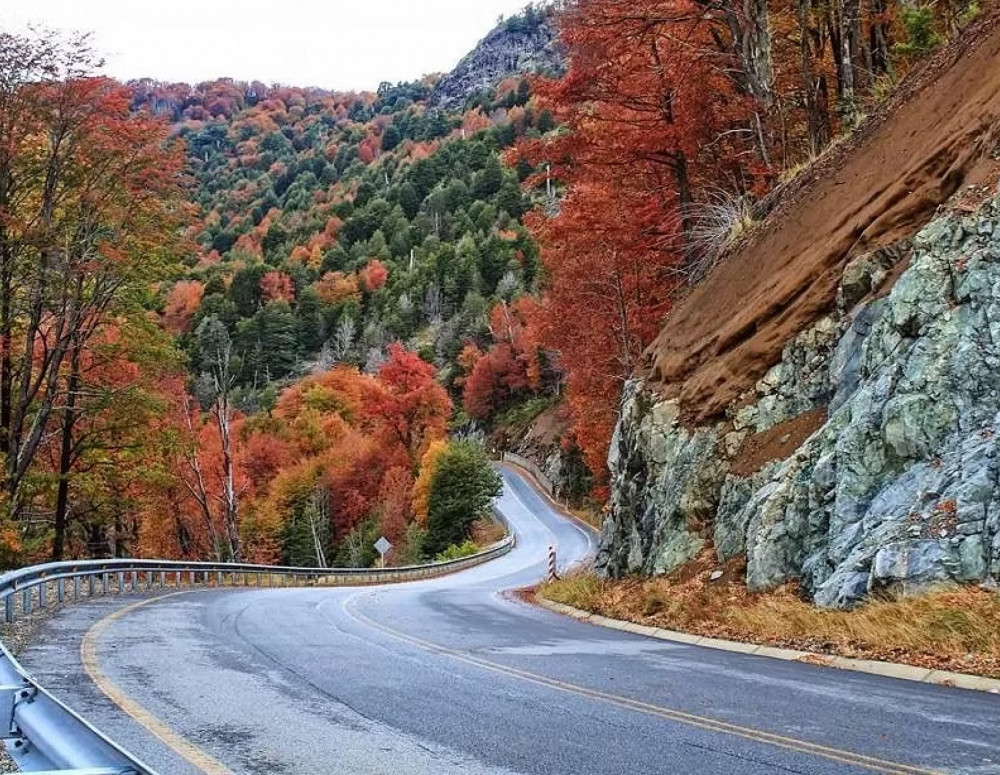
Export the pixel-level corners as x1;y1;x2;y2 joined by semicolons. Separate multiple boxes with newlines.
1;1;535;90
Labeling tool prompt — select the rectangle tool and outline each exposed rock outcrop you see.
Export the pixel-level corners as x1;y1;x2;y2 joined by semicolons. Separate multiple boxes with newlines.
498;403;593;504
598;190;1000;607
431;8;565;108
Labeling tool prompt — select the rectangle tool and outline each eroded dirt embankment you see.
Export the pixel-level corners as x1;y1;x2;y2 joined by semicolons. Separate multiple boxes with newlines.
645;15;1000;423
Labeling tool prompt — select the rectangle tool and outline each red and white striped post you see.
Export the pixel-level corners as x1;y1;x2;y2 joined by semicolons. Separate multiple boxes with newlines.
547;545;559;581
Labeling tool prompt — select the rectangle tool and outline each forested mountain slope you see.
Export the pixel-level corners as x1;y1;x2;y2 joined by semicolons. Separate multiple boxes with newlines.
0;8;566;569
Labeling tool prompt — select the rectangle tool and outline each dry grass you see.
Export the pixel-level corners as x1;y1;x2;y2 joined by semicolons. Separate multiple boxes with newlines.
471;518;508;547
568;505;603;530
540;563;1000;679
682;190;759;282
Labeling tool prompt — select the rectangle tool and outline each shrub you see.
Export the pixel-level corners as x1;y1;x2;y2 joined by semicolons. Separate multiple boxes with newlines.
434;540;479;562
896;6;942;58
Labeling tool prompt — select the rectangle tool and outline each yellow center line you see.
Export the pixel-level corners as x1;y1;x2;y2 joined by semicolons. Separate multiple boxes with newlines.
343;592;945;775
81;591;234;775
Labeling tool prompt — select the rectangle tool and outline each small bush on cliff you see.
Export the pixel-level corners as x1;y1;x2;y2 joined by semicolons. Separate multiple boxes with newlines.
896;6;943;58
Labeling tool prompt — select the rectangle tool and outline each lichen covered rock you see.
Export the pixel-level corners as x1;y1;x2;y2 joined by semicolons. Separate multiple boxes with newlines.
599;191;1000;606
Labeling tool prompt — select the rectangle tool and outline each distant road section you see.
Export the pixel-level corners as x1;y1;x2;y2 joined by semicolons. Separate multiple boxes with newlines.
19;466;1000;775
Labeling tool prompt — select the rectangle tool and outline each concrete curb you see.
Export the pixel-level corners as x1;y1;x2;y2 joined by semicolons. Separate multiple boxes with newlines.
535;597;1000;695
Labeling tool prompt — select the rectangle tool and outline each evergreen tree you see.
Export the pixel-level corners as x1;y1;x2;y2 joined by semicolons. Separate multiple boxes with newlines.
424;442;502;557
237;301;300;384
381;124;402;152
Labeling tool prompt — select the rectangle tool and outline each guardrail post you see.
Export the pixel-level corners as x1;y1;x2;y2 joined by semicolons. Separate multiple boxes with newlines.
21;588;30;616
116;572;124;594
190;571;196;586
38;581;46;609
73;577;81;599
146;572;153;590
158;571;165;588
5;594;13;623
56;578;65;604
215;571;222;587
131;572;139;593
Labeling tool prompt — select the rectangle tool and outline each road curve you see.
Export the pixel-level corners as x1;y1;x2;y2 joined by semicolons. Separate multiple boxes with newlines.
18;465;1000;775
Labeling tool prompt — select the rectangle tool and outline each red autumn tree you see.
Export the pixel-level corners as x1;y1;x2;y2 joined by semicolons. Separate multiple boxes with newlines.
260;270;295;303
369;344;452;463
462;299;543;421
512;0;761;481
377;466;414;543
359;259;389;293
163;281;205;335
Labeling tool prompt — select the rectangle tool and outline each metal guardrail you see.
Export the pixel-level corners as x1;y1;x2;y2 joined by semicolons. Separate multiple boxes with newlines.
0;533;515;773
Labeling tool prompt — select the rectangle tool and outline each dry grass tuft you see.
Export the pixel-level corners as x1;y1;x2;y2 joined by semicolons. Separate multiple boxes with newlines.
682;190;758;281
540;561;1000;679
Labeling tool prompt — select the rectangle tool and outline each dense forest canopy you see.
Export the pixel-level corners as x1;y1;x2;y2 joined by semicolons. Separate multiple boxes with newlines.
0;0;969;565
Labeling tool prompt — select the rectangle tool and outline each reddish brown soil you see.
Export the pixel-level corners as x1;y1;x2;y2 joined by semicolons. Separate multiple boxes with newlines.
645;14;1000;423
730;408;828;477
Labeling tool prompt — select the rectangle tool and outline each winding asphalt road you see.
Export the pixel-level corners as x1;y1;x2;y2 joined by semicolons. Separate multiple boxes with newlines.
18;466;1000;775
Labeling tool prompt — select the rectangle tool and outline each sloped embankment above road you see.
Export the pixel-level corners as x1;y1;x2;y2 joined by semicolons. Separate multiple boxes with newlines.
600;14;1000;607
644;13;1000;424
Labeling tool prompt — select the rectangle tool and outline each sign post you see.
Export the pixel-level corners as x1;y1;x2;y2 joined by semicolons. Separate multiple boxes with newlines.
374;536;393;568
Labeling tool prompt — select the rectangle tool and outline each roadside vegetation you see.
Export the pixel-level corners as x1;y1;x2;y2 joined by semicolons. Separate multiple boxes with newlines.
539;567;1000;679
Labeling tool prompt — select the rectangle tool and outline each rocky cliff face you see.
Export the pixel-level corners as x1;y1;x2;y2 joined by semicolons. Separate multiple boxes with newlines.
598;188;1000;607
432;9;565;108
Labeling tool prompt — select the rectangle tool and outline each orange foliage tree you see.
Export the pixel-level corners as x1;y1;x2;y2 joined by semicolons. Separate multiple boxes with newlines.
260;270;295;303
463;299;543;421
513;0;760;481
163;281;205;335
367;344;452;464
0;30;189;558
359;259;389;293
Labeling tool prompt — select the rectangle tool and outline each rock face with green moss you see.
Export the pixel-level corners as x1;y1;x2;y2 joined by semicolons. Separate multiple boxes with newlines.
598;189;1000;607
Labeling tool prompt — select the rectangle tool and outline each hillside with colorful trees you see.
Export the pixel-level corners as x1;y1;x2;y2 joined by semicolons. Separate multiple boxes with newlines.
0;0;976;567
0;10;548;567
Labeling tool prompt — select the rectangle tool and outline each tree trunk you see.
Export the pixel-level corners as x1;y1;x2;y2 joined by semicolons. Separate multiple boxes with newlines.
799;0;831;154
737;0;776;107
844;0;864;104
0;252;11;452
868;0;893;76
51;346;82;561
182;397;223;561
216;395;241;562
